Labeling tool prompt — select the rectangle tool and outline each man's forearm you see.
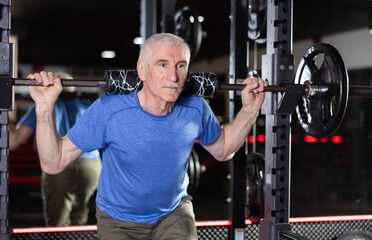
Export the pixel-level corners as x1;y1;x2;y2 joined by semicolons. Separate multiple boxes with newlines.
205;106;260;161
222;106;259;156
35;104;64;174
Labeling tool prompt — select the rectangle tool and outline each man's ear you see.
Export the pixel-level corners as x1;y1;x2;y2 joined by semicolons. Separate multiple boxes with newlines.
137;60;146;82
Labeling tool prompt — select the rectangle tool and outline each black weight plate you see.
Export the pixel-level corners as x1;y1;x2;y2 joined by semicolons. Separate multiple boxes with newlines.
337;230;372;240
174;6;202;61
294;43;349;138
187;148;200;194
247;0;266;44
246;153;265;223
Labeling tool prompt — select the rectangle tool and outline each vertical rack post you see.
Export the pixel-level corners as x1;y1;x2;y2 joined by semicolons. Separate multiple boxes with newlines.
259;0;294;239
0;0;14;239
228;0;248;239
140;0;157;42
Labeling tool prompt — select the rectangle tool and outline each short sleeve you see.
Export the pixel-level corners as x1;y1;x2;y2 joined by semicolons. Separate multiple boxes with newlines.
67;98;107;152
197;99;221;146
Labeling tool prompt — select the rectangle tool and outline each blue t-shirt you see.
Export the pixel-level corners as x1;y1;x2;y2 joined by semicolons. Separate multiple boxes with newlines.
17;99;101;160
68;92;222;224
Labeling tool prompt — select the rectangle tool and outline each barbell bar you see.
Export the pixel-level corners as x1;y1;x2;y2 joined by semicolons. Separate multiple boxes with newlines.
12;76;296;94
10;75;372;99
13;78;107;88
220;82;372;99
10;71;301;97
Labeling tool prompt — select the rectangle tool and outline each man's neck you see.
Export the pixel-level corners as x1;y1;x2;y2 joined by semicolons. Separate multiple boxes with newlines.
137;90;175;116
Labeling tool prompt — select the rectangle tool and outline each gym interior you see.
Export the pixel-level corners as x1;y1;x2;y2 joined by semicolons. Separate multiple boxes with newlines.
3;0;372;239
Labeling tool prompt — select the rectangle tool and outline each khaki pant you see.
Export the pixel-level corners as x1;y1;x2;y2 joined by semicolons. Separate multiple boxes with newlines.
96;196;197;240
41;157;102;226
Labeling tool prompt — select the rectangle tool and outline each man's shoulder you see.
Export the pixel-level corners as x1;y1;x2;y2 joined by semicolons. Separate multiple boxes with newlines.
178;95;205;106
98;92;137;107
178;95;209;112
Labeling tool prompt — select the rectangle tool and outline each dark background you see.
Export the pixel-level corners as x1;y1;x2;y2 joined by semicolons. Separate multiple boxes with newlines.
11;0;372;67
8;0;372;228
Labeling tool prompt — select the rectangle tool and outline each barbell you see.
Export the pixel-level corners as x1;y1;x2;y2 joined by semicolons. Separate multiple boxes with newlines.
6;43;372;138
11;70;300;97
11;71;370;98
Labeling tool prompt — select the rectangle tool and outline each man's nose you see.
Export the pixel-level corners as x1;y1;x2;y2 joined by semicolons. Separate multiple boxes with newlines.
168;68;179;82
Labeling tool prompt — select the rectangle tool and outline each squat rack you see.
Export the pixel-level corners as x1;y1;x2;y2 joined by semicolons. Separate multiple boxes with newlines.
0;0;301;239
228;0;297;239
230;0;302;239
0;0;13;239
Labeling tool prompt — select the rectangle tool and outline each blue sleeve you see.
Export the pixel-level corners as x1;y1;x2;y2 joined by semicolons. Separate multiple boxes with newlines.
67;98;107;152
16;104;37;133
197;98;222;146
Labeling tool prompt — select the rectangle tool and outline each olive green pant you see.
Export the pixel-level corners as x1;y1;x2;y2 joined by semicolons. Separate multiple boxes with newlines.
41;157;102;226
96;196;197;240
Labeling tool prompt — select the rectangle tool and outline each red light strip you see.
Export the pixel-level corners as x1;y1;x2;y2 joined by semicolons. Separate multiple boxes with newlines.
331;135;343;144
10;164;40;170
304;135;318;143
13;225;97;234
10;155;40;161
247;135;344;144
195;220;229;227
11;145;37;152
9;176;41;184
12;215;372;234
256;134;265;142
289;215;372;223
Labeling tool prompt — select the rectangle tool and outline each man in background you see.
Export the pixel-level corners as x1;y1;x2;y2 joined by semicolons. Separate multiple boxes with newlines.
10;71;102;226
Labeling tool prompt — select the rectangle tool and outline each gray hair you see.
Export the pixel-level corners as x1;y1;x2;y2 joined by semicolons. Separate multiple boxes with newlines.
138;33;191;68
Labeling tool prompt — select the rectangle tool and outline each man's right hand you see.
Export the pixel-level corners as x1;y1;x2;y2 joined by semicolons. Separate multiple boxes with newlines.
27;71;63;106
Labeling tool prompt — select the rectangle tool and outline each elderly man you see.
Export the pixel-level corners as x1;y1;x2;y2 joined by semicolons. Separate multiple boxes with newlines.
27;33;267;239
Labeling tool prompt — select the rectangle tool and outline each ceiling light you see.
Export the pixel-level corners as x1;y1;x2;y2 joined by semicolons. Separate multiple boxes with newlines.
101;50;116;59
189;16;195;23
198;16;205;22
133;37;143;45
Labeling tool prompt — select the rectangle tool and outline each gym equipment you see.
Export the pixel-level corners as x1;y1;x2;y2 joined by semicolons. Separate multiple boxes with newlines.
9;43;372;138
174;6;202;61
246;153;265;223
337;230;372;240
187;148;202;194
295;43;348;138
247;0;267;44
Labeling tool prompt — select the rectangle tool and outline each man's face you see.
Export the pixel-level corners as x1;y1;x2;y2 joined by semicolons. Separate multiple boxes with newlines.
139;43;189;103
